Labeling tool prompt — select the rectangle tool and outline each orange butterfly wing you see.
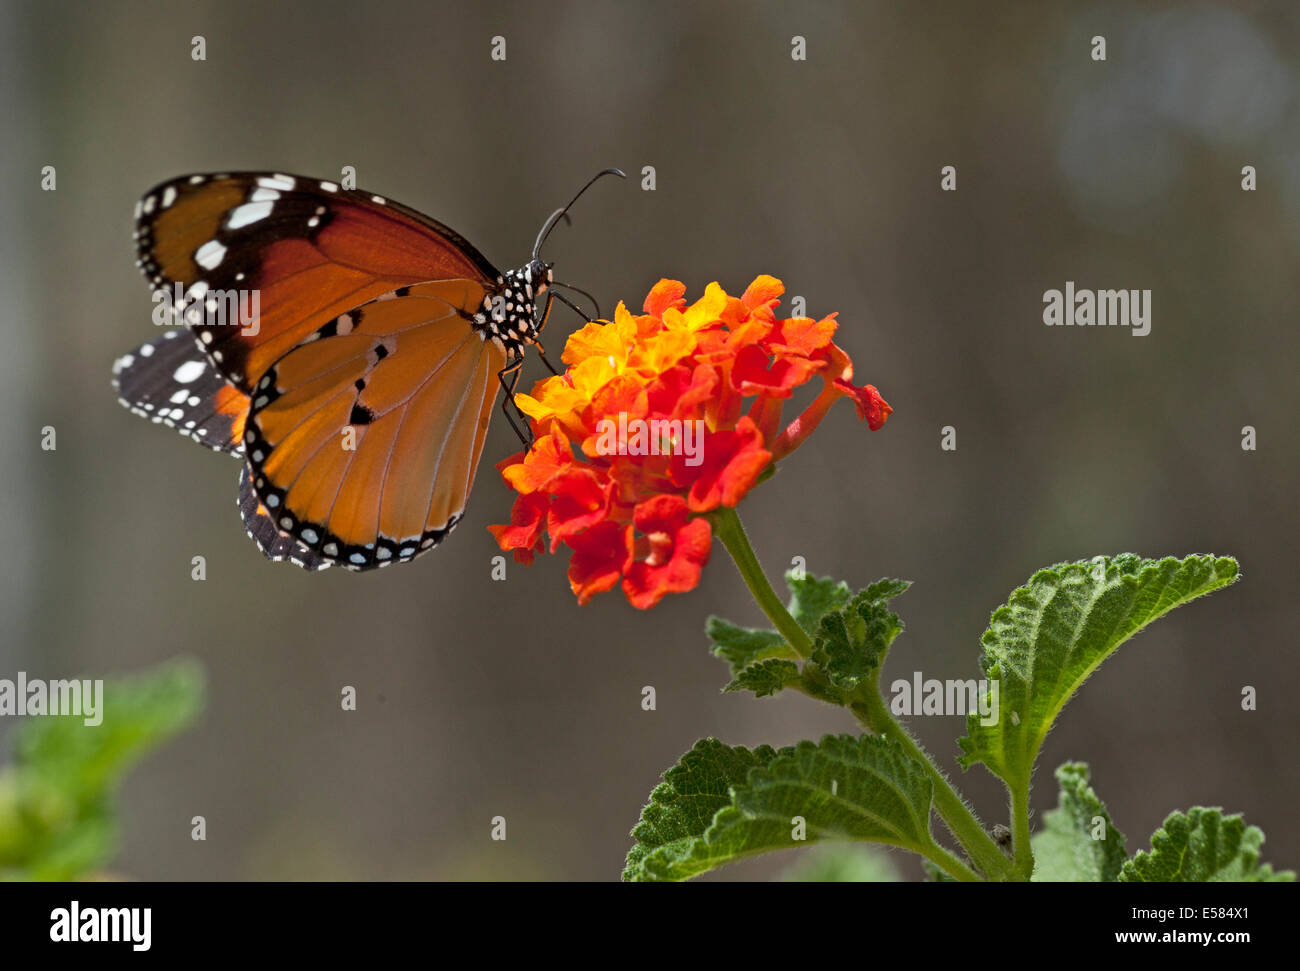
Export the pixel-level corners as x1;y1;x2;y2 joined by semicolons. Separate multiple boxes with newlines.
135;172;501;390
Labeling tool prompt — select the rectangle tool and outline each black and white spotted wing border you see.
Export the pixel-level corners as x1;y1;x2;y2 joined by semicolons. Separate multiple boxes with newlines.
237;466;331;571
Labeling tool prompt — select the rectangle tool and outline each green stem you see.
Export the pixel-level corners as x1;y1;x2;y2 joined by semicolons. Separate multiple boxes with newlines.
710;507;814;659
920;840;983;883
859;689;1012;881
710;505;1013;881
1011;781;1034;880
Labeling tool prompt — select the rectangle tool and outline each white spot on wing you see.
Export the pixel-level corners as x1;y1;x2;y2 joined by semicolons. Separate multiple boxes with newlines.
259;174;296;191
195;239;226;269
173;360;206;384
226;201;274;229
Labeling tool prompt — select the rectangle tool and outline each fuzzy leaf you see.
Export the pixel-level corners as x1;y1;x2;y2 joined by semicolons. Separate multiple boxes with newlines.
785;571;853;634
1031;762;1126;882
858;578;912;603
724;659;802;698
623;738;775;880
706;617;790;674
1120;808;1294;882
810;580;910;691
624;734;936;882
958;554;1239;789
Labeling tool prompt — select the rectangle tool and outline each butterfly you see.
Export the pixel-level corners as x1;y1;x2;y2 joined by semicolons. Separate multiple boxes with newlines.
113;169;622;571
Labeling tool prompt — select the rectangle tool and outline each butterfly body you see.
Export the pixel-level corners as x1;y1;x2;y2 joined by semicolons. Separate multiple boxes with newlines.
113;170;612;572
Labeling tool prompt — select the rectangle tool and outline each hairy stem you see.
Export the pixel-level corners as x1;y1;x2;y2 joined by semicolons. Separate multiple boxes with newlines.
921;840;983;883
1011;781;1034;880
710;507;814;659
859;689;1012;881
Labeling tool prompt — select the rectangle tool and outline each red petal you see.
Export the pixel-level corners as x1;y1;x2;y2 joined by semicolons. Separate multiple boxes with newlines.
488;492;550;554
565;521;631;605
546;467;612;550
673;416;773;512
622;515;712;609
834;380;893;430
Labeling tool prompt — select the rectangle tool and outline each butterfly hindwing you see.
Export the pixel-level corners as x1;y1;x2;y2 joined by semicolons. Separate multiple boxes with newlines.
238;466;330;571
134;172;502;392
112;328;249;456
243;280;506;571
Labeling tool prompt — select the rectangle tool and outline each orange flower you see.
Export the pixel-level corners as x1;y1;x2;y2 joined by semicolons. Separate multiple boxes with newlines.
490;276;891;608
623;495;713;608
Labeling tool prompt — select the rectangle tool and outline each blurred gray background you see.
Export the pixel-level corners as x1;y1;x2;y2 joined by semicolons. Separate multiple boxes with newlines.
1;0;1296;880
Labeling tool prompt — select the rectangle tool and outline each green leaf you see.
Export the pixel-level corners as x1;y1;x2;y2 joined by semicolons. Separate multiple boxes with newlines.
724;659;802;698
709;574;906;688
858;578;912;603
706;617;790;674
1031;762;1126;881
810;580;910;691
0;660;204;880
785;571;853;635
623;738;775;880
624;734;937;882
957;554;1239;790
1120;808;1295;882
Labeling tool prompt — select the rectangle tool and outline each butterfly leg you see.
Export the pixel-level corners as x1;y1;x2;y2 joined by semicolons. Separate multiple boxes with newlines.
547;288;597;324
537;347;561;376
497;357;533;448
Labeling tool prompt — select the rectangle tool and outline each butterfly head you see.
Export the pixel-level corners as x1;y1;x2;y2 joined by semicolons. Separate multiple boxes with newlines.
527;258;553;294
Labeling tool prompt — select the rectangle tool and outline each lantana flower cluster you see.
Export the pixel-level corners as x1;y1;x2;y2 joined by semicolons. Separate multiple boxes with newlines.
489;276;891;608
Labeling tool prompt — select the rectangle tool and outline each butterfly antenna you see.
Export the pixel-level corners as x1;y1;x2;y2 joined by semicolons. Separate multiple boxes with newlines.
532;168;625;261
551;281;603;320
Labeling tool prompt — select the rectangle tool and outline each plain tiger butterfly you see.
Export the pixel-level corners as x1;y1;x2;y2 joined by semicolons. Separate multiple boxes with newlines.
113;169;623;571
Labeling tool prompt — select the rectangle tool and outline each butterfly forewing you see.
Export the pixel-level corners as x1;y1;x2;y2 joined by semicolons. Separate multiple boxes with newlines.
134;172;501;391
